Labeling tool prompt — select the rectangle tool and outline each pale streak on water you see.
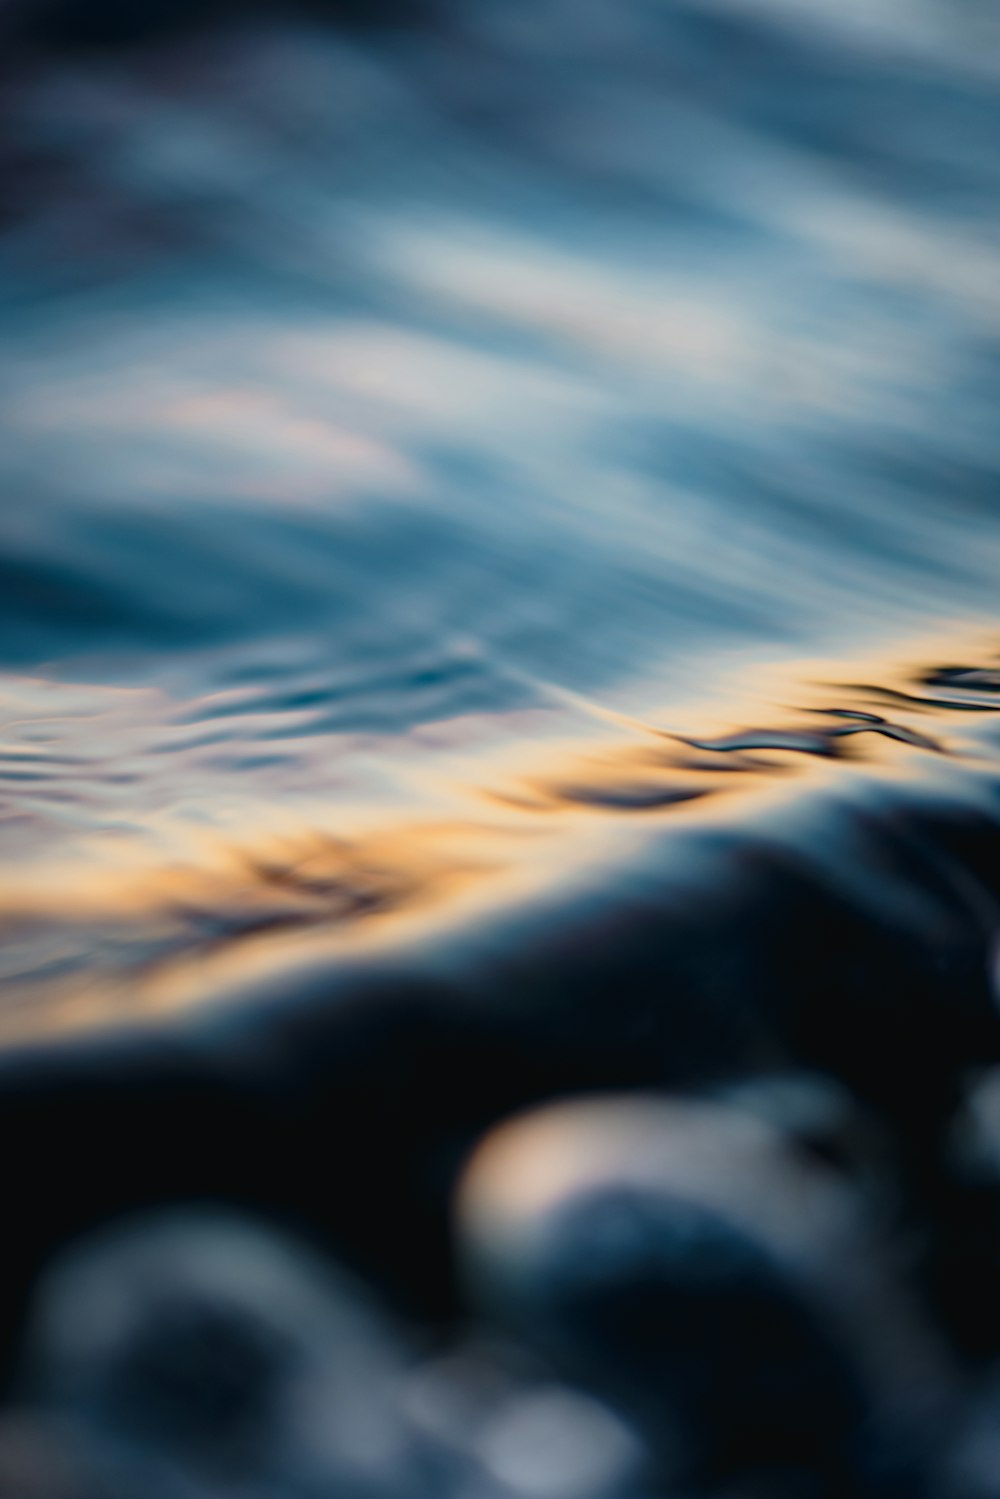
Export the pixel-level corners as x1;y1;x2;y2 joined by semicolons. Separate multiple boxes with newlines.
1;0;999;1035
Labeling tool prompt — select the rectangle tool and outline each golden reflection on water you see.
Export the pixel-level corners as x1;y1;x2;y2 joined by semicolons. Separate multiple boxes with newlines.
2;625;999;1044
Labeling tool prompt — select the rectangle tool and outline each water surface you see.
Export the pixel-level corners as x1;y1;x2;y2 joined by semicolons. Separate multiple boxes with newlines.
1;0;1000;1042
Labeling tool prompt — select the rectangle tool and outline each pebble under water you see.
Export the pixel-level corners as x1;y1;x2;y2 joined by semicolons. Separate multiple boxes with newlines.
2;1;1000;1494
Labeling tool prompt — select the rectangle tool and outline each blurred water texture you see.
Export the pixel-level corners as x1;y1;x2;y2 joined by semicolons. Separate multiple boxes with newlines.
0;0;999;1026
5;6;1000;1498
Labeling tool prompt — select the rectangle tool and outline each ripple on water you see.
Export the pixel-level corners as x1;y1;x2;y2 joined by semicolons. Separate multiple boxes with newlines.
0;635;998;1046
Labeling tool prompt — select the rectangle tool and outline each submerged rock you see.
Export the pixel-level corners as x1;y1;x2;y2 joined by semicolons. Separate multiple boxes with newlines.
18;1209;435;1499
457;1094;953;1494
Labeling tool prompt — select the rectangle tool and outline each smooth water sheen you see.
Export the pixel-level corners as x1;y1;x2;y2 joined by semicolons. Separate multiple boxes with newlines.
1;0;1000;1041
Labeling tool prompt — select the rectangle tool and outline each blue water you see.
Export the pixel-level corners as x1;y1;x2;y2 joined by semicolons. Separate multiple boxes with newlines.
8;18;1000;1499
1;0;1000;1033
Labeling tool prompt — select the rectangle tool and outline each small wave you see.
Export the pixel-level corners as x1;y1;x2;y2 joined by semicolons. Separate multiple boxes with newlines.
0;633;997;1044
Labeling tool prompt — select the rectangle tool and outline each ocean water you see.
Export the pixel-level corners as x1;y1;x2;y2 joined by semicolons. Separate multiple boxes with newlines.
2;0;1000;1043
4;6;1000;1494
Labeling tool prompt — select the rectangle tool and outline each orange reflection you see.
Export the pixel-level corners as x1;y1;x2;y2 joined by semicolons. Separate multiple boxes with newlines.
1;623;999;1044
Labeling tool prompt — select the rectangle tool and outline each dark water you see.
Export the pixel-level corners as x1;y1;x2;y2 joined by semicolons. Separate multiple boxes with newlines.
2;3;1000;1495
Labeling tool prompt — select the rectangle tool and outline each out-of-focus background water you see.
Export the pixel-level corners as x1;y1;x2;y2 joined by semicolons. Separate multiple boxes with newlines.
1;0;1000;1032
7;8;1000;1499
